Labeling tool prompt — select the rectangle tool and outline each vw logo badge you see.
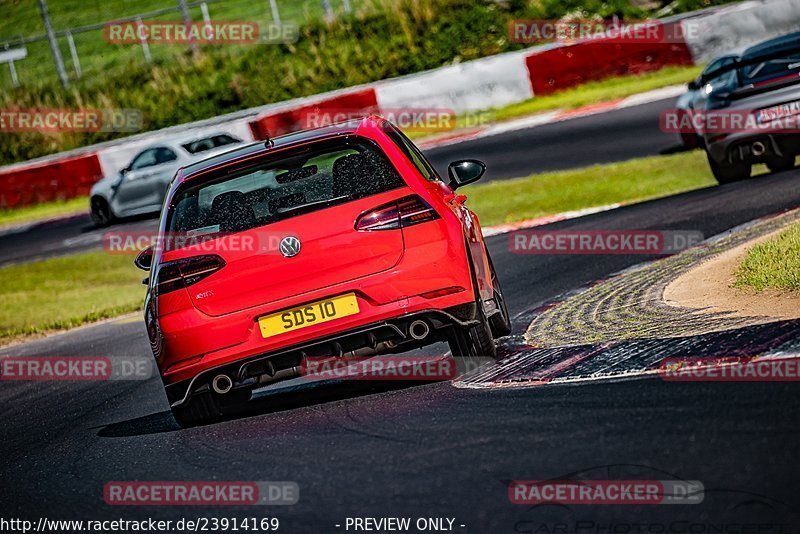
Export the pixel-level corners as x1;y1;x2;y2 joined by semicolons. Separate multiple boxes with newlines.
279;236;301;258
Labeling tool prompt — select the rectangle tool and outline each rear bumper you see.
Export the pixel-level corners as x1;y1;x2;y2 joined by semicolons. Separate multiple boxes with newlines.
706;132;800;165
164;304;478;407
157;280;476;384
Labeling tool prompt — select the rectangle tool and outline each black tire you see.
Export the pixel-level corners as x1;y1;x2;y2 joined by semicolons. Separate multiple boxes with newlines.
707;152;751;184
487;255;512;338
447;305;497;361
766;153;795;174
171;388;251;427
448;247;497;360
90;196;114;227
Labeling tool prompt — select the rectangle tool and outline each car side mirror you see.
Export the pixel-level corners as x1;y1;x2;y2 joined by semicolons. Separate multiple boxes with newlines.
687;79;699;91
120;166;130;177
447;160;486;189
134;246;154;271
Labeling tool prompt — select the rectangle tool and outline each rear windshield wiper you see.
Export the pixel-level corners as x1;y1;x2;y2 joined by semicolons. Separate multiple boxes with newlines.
275;195;351;216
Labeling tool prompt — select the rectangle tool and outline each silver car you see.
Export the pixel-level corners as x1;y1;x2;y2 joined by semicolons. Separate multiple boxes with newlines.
90;132;242;226
700;32;800;183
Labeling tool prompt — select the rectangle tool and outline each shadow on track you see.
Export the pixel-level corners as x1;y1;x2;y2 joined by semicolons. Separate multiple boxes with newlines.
95;379;431;437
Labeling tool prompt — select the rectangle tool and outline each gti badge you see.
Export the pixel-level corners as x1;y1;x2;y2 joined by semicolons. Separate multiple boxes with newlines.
279;236;301;258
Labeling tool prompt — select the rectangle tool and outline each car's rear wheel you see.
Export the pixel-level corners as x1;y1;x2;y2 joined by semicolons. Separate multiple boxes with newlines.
766;153;796;173
171;388;251;427
447;305;497;361
487;256;512;338
707;153;751;184
448;248;497;361
90;196;114;227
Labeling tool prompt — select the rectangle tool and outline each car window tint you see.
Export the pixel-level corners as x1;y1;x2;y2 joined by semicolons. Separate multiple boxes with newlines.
741;51;800;85
167;137;404;236
382;122;440;182
182;134;242;155
130;149;158;170
155;148;178;165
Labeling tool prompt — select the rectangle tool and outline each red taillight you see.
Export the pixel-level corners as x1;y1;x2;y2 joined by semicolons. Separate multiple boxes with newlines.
156;255;226;295
355;195;439;231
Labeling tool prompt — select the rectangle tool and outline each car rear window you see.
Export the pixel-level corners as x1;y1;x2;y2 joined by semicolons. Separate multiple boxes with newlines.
167;137;404;235
740;50;800;86
181;134;241;155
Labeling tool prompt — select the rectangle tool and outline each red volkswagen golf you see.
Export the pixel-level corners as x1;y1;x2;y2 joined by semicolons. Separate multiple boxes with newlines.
135;116;511;425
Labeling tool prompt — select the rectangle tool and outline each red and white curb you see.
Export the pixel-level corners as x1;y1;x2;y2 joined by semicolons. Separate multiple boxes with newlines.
481;203;624;238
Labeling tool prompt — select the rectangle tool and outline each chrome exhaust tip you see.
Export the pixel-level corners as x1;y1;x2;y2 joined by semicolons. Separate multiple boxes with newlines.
212;374;233;395
752;141;766;156
408;320;431;340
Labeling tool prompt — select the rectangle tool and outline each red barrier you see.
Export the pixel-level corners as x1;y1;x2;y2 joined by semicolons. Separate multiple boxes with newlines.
248;88;379;140
0;152;102;209
524;23;693;96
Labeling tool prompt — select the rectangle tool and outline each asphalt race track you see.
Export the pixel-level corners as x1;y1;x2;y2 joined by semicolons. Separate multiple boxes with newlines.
424;98;680;182
0;96;680;267
2;163;800;530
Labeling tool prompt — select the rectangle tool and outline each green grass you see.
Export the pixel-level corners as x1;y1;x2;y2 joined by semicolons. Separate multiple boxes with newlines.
494;65;703;122
0;195;87;227
464;150;717;227
0;0;362;89
0;251;145;341
733;223;800;292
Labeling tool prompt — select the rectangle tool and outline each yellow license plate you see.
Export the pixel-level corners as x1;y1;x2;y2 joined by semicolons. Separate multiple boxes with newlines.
258;293;360;338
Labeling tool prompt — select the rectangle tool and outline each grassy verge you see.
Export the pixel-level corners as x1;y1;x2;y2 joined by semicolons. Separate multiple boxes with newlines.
464;150;716;227
493;65;702;122
0;251;144;342
733;223;800;292
0;196;88;228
